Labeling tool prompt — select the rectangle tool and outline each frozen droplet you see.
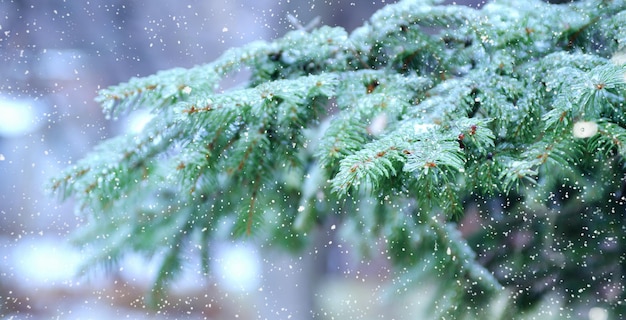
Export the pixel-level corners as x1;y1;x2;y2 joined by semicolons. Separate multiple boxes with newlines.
0;154;4;161
572;121;598;138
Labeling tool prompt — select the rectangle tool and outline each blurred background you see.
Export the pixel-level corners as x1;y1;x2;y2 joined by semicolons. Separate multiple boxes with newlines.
0;1;519;319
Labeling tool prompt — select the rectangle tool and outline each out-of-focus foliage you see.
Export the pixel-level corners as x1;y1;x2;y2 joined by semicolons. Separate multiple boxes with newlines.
51;0;626;318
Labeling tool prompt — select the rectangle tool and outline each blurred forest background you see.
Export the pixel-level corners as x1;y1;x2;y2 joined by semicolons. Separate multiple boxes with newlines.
0;0;483;319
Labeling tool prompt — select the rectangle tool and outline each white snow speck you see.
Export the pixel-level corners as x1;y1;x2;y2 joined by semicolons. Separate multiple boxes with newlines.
11;237;83;288
588;307;608;320
124;110;154;134
368;113;387;136
0;97;43;137
212;243;261;292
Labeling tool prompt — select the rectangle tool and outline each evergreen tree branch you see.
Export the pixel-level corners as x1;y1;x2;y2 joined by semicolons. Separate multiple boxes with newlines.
50;0;626;316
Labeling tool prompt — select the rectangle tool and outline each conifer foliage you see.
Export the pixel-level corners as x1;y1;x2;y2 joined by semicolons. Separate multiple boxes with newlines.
51;0;626;317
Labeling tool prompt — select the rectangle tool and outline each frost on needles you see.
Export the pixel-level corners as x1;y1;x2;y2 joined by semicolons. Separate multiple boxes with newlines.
51;0;626;317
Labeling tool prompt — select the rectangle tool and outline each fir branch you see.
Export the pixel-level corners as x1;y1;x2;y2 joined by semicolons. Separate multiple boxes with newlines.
317;115;370;171
573;64;626;118
606;10;626;50
246;174;262;236
97;40;272;118
331;134;408;196
594;120;626;158
51;0;626;316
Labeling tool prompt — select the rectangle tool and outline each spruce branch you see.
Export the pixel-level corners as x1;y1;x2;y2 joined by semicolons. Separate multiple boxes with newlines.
50;0;626;316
